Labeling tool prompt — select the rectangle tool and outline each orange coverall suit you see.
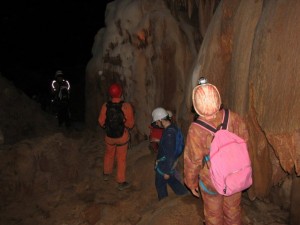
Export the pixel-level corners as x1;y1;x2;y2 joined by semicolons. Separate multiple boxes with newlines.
184;109;249;225
98;97;135;183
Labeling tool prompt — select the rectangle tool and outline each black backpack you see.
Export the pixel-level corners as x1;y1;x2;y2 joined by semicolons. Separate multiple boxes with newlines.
58;85;69;102
105;101;125;138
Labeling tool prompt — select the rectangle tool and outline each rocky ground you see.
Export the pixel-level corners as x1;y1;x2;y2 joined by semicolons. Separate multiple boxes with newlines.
0;127;289;225
0;73;290;225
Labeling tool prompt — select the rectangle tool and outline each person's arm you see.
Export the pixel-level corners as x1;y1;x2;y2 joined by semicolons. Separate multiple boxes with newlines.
184;124;206;197
98;103;107;128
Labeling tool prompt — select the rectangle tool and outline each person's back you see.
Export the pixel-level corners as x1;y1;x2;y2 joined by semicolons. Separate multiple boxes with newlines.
98;89;134;143
184;78;250;225
57;80;70;102
105;101;125;138
98;83;134;191
152;107;188;200
51;70;70;102
51;70;71;127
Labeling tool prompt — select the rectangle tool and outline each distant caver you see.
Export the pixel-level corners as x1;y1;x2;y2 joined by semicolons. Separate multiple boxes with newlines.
50;70;71;128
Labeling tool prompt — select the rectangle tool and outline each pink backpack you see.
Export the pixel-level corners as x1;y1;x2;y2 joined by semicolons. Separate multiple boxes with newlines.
194;109;252;196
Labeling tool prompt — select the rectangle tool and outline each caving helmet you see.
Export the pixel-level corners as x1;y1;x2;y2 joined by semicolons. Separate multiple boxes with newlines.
55;70;64;78
152;107;169;122
166;110;173;118
108;83;122;98
192;78;221;118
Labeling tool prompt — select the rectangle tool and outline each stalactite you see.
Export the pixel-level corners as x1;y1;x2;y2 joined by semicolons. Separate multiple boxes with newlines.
187;0;194;18
199;0;219;39
164;0;220;39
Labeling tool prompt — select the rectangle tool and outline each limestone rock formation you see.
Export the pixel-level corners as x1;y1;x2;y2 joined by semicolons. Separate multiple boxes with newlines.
86;0;300;222
1;0;298;224
190;0;300;222
85;0;199;137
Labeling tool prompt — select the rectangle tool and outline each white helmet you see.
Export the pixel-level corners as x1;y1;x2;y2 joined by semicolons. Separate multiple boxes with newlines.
166;110;173;118
152;107;168;122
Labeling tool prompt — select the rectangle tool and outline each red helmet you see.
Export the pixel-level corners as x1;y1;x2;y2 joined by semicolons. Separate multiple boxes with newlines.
108;83;122;98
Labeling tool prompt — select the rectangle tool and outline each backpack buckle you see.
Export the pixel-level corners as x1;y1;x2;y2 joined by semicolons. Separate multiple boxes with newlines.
202;155;210;169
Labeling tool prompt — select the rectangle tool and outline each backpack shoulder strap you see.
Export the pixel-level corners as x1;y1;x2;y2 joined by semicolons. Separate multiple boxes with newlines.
193;109;230;133
220;109;229;130
106;101;124;107
106;101;112;106
108;101;124;106
193;120;217;133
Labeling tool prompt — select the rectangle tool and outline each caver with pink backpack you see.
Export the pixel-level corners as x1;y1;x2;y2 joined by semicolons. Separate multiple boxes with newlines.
185;77;251;224
194;108;252;196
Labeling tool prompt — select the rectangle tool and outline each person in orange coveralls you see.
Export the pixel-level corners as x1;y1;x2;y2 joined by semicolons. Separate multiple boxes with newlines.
184;78;249;225
98;83;135;191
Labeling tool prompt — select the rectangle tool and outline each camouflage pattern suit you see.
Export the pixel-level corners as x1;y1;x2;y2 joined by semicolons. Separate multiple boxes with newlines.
184;109;249;225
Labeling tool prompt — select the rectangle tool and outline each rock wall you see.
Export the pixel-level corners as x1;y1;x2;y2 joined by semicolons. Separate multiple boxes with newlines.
190;0;300;221
86;0;300;221
85;0;198;138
